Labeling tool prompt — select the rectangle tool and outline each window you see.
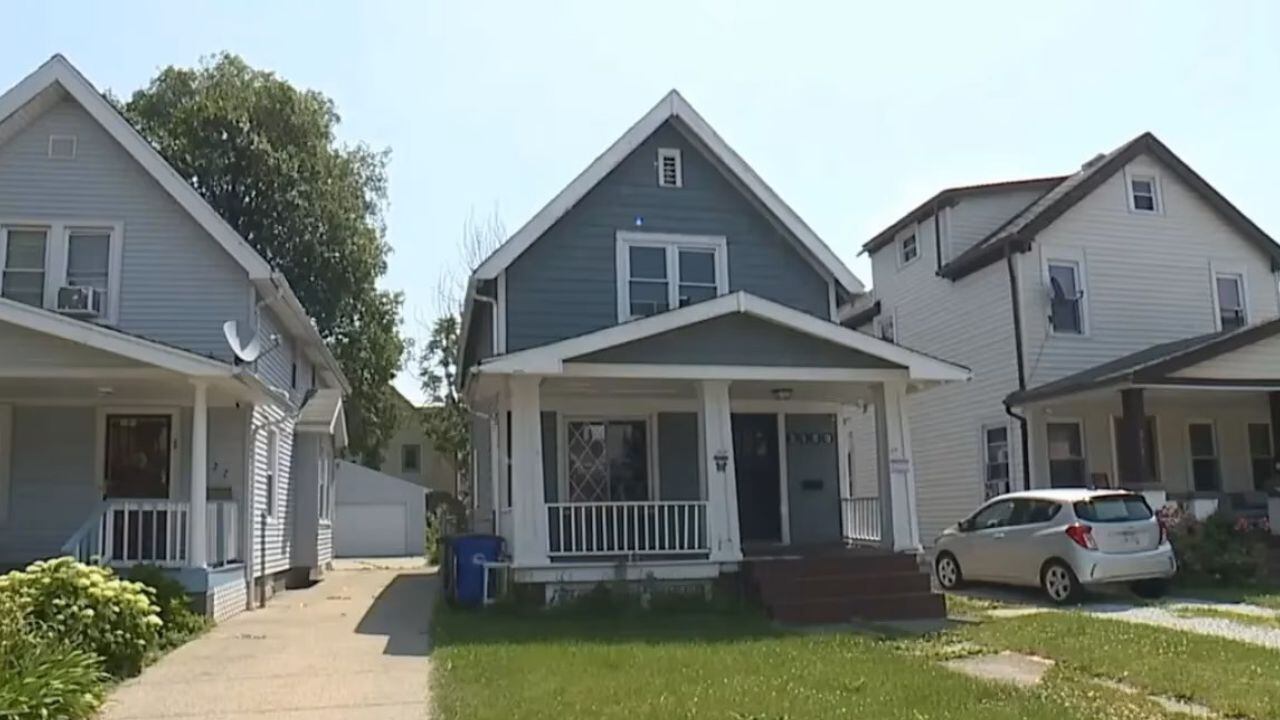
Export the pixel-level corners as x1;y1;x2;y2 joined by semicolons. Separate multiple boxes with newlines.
982;425;1011;500
968;499;1015;531
1046;421;1087;488
564;419;649;502
1110;415;1160;483
877;312;896;343
1;227;47;306
266;429;280;517
899;233;919;266
1047;260;1085;334
617;233;727;321
1129;174;1159;213
65;230;110;293
1249;423;1273;491
657;147;682;188
1074;495;1153;522
402;443;422;474
1187;422;1220;491
1214;272;1247;331
1018;499;1062;525
318;443;332;522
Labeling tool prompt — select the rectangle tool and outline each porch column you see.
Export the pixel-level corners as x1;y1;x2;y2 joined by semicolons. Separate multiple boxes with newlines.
698;380;741;562
880;380;920;552
189;380;209;568
1117;388;1148;488
508;376;548;565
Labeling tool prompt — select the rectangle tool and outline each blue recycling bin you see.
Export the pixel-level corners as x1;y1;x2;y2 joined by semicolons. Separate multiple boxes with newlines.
451;534;504;607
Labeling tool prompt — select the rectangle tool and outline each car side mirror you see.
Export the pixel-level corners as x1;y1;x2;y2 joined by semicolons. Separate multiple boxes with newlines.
958;519;974;533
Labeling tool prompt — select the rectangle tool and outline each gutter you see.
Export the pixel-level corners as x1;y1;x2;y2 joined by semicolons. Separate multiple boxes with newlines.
1002;243;1032;490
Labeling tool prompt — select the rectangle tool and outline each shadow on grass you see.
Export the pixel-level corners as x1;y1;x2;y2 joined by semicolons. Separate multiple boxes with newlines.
354;572;438;656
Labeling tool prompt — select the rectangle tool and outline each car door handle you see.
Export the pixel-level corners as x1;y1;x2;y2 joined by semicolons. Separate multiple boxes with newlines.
992;532;1007;539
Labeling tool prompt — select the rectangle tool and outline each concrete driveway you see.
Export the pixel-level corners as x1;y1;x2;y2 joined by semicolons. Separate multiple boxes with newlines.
102;558;436;719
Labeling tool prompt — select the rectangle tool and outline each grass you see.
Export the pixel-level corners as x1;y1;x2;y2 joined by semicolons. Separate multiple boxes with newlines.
431;605;1179;720
953;611;1280;718
1171;605;1280;630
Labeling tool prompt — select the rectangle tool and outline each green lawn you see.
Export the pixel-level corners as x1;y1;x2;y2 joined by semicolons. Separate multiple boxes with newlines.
954;611;1280;718
431;606;1177;720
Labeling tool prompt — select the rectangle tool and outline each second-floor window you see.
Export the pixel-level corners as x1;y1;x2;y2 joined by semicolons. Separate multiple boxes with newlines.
616;232;728;322
0;227;47;306
1214;272;1247;331
899;233;919;267
401;443;421;474
1047;260;1085;335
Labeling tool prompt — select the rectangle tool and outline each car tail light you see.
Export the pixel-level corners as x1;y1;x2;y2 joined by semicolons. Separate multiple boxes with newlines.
1065;523;1097;550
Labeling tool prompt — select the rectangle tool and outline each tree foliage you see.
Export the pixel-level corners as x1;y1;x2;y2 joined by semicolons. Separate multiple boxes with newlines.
120;53;405;464
419;315;470;500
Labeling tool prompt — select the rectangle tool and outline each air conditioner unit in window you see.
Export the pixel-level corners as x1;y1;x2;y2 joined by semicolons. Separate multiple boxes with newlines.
56;285;104;318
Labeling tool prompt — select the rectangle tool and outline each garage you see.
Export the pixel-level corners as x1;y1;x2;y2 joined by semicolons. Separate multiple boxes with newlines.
335;460;426;558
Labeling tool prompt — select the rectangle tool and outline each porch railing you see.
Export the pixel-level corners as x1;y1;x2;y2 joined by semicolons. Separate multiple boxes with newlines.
547;501;709;557
60;499;240;568
842;497;881;543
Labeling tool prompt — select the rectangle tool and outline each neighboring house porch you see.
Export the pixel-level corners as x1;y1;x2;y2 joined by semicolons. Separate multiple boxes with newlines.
467;292;969;611
1009;318;1280;526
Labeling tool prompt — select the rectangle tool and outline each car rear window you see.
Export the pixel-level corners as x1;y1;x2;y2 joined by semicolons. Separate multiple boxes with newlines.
1073;495;1153;522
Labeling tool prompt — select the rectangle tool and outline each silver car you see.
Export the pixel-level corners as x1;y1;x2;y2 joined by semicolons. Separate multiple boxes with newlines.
933;489;1177;603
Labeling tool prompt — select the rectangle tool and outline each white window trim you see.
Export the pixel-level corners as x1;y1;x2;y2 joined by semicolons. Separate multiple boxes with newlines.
1186;419;1220;491
94;407;182;501
1108;414;1162;486
897;228;920;269
1045;418;1087;486
267;428;281;518
318;441;333;524
557;413;660;503
980;422;1012;498
1124;168;1162;214
1043;248;1090;337
0;404;10;526
0;219;123;324
1210;261;1250;331
656;147;683;188
615;231;729;323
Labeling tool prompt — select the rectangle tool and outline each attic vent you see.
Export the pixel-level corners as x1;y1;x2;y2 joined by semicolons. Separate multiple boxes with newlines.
657;147;682;188
48;135;77;159
1080;152;1106;172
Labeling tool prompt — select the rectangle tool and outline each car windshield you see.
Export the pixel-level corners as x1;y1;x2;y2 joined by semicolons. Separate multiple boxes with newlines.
1073;495;1153;522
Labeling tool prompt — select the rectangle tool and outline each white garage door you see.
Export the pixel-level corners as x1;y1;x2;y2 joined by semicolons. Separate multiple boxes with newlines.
336;504;409;557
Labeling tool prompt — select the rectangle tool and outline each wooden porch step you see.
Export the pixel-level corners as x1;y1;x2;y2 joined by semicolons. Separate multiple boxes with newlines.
756;571;932;604
748;553;922;581
768;593;947;624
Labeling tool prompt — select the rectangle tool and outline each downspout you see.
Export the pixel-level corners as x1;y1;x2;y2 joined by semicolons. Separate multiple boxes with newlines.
933;202;944;271
1002;242;1032;490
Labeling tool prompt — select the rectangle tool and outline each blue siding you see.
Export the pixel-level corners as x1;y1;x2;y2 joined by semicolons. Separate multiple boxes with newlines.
658;413;700;500
505;120;831;352
0;99;251;360
785;414;842;545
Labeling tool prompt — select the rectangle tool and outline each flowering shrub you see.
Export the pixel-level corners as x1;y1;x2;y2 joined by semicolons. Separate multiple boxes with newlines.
0;557;163;677
0;591;106;720
1160;506;1269;584
126;565;209;649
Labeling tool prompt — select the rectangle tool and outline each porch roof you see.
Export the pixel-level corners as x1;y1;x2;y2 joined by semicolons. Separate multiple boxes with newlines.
473;292;971;383
1007;317;1280;405
296;388;349;448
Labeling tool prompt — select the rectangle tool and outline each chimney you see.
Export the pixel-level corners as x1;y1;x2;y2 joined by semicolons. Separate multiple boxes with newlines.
1081;153;1107;172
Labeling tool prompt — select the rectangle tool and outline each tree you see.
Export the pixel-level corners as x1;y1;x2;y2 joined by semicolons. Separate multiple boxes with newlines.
120;53;406;465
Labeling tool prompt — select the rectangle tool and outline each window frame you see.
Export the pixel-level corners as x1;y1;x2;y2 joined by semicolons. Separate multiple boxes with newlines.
1125;170;1161;214
401;443;422;474
317;440;333;523
1186;420;1221;492
1109;414;1162;485
1044;251;1089;336
981;423;1012;500
656;147;683;188
615;231;729;323
0;225;50;308
1046;419;1088;488
1248;422;1273;491
1210;265;1249;332
898;230;920;268
0;220;123;323
558;413;660;503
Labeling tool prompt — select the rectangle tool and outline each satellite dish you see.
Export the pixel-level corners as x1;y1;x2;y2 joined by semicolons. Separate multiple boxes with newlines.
223;320;268;364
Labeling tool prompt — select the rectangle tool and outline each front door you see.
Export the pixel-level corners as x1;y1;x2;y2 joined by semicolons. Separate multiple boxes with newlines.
732;413;781;544
104;414;173;499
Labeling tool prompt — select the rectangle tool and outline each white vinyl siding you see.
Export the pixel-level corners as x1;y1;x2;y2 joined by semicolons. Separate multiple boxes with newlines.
945;187;1052;260
251;403;295;577
1019;155;1280;388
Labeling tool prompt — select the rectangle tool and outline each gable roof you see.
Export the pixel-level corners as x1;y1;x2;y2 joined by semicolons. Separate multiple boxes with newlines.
0;55;349;393
476;291;969;382
472;90;862;294
861;176;1066;254
939;132;1280;280
1007;317;1280;405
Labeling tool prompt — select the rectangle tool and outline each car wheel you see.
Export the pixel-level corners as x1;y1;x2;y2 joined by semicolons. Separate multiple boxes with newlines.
1040;560;1081;604
935;552;964;590
1131;579;1169;599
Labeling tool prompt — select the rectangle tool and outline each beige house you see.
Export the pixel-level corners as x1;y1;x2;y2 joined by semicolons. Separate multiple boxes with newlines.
379;389;454;494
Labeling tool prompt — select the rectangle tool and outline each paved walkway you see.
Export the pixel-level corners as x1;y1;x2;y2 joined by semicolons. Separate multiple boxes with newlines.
102;558;437;720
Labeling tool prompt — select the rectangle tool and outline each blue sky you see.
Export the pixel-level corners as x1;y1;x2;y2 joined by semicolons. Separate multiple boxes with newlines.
4;1;1278;403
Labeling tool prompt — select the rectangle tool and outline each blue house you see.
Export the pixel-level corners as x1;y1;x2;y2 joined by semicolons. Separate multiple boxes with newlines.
458;91;969;622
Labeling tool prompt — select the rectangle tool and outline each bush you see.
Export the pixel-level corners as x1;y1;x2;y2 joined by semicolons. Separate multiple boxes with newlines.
0;592;106;720
126;565;210;649
1163;507;1269;584
426;499;465;564
0;558;162;677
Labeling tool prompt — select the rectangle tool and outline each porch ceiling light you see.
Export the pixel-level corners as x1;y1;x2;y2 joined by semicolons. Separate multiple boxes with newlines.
771;387;793;401
97;386;114;396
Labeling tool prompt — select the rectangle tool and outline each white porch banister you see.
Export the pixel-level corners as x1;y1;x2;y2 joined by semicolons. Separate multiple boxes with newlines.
61;499;239;568
509;375;549;565
841;497;882;543
699;380;741;562
547;501;709;556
